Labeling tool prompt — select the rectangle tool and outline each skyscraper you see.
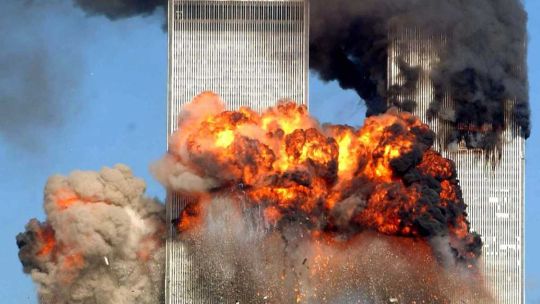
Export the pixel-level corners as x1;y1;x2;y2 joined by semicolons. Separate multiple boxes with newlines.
388;28;525;304
166;0;309;303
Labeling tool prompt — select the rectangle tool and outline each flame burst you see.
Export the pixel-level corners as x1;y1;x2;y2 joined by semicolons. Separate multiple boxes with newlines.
170;92;482;264
35;223;56;257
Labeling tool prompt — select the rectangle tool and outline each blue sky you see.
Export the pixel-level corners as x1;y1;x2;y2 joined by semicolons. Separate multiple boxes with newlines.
0;1;537;303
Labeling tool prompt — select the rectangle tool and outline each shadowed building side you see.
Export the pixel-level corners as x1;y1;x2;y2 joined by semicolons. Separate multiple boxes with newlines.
166;0;309;303
388;27;525;304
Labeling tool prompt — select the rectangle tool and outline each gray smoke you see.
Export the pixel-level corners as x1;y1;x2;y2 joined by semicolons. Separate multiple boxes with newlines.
16;165;165;304
71;0;166;20
0;1;81;149
0;0;166;148
175;195;492;303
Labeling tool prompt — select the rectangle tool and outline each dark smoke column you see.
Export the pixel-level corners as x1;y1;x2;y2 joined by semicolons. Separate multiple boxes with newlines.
387;27;525;304
309;0;527;302
162;0;309;303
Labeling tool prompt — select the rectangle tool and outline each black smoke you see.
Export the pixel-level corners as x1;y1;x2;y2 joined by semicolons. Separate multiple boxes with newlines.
310;16;389;117
309;0;529;155
13;0;528;153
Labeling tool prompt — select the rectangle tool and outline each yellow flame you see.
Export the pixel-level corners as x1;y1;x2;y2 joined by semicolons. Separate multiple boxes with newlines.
215;130;234;148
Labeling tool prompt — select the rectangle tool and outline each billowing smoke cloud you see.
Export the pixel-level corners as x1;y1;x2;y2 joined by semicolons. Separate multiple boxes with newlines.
17;165;165;304
150;92;489;302
18;94;491;302
309;0;529;154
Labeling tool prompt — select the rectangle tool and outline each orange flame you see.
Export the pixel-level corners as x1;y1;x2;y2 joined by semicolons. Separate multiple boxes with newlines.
63;253;85;270
36;225;56;257
54;189;79;210
171;97;481;263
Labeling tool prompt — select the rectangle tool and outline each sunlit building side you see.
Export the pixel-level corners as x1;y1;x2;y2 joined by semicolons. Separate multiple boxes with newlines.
166;0;309;302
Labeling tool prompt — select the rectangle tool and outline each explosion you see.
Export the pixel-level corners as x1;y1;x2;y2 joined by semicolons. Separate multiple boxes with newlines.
17;165;165;304
151;92;490;303
157;92;481;259
17;92;491;303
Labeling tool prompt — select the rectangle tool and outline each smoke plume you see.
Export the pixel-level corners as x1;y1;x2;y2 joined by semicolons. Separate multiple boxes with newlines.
17;165;165;304
65;0;529;154
150;92;489;302
310;0;529;154
71;0;166;20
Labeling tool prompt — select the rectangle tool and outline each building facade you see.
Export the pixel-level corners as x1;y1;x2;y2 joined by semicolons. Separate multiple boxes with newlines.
166;0;309;303
388;28;525;304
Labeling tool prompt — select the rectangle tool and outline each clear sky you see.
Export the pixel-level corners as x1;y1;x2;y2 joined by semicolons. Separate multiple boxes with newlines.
0;1;537;303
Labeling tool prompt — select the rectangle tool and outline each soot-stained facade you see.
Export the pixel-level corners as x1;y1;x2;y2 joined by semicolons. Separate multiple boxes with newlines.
166;0;309;303
388;27;525;304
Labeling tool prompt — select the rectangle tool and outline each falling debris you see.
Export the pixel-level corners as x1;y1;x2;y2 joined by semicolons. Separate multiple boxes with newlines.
151;92;491;302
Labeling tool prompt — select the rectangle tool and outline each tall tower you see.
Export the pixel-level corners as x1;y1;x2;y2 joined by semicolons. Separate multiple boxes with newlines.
388;28;525;303
166;0;309;303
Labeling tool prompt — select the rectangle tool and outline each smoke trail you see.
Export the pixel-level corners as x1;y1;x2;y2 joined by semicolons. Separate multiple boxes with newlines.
71;0;166;20
0;0;166;148
16;165;165;304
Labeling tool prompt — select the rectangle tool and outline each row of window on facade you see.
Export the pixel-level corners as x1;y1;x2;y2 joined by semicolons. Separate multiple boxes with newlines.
174;3;305;21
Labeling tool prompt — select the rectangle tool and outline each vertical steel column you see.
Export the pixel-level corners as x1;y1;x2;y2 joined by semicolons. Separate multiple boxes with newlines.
165;1;309;303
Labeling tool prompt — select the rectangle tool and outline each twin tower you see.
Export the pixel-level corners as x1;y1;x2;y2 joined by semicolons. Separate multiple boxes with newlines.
165;1;524;303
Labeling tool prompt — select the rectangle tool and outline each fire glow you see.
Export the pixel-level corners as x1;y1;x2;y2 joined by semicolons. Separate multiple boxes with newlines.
17;165;165;304
17;92;490;303
168;92;482;264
